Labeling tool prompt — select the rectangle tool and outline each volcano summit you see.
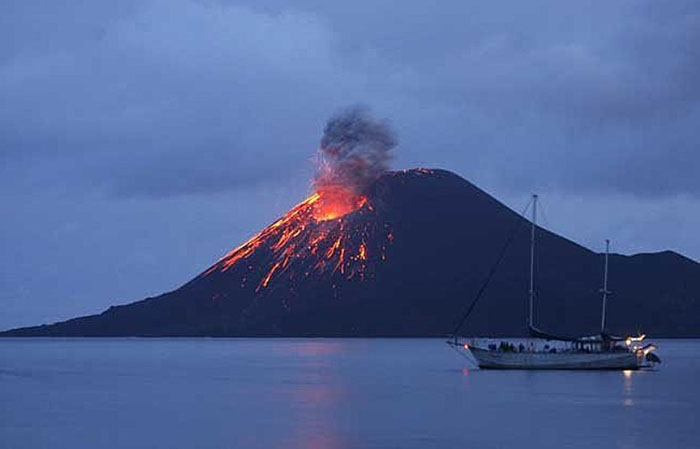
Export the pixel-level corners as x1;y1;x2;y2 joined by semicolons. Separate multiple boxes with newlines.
3;168;700;337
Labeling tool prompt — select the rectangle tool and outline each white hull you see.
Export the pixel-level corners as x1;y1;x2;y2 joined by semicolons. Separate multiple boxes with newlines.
469;346;642;370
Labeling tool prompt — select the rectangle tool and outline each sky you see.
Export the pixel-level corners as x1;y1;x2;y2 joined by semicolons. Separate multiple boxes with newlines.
2;0;699;330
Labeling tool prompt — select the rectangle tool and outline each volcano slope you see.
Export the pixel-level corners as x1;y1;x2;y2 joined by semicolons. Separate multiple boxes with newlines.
4;169;700;337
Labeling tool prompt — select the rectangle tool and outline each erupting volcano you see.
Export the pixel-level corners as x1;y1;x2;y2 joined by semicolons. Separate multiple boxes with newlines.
202;107;396;292
4;110;700;337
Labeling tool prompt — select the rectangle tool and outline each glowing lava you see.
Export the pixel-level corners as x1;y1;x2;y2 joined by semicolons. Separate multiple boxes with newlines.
202;186;390;291
312;186;367;221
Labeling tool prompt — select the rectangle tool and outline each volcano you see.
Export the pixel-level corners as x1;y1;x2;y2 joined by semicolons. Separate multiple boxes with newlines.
3;168;700;337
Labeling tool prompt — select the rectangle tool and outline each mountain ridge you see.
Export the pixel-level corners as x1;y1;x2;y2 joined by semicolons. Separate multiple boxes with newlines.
3;168;699;337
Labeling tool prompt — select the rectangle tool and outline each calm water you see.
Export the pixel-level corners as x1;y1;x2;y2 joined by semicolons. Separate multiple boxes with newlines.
1;338;698;449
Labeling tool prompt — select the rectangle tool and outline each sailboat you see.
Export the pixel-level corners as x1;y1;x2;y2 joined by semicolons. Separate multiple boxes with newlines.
448;195;661;370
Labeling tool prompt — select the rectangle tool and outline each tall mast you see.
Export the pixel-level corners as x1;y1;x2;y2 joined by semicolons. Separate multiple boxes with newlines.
600;239;611;334
528;194;538;329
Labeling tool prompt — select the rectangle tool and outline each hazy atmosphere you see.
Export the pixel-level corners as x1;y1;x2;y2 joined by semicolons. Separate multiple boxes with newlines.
2;0;699;330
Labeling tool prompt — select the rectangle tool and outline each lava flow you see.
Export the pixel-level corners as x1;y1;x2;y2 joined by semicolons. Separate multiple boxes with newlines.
202;187;390;291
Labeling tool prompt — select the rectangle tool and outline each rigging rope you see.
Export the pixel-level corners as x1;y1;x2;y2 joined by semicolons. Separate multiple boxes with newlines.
451;197;534;338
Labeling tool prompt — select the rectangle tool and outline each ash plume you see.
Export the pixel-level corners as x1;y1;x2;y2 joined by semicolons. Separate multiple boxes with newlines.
314;107;396;195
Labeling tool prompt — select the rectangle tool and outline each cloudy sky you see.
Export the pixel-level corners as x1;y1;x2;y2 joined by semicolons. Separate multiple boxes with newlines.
2;0;699;329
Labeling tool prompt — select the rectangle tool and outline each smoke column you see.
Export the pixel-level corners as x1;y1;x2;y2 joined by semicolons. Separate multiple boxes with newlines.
314;107;396;195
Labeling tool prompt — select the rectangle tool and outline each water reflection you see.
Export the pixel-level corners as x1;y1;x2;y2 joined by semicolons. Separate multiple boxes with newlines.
293;341;348;356
293;434;345;449
286;341;347;449
622;369;635;406
268;340;350;357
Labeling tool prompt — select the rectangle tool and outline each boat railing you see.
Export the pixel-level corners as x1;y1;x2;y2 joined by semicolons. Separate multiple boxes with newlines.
467;338;639;355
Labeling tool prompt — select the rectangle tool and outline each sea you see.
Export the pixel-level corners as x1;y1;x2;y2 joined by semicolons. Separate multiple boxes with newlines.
1;338;698;449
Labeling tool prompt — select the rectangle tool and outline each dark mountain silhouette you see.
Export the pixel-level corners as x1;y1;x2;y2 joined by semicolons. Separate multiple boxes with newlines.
3;169;699;337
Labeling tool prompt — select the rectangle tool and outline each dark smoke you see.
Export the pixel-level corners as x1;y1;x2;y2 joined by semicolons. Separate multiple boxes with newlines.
314;107;396;195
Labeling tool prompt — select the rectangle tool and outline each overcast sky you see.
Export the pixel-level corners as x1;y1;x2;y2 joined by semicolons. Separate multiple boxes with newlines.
2;0;699;329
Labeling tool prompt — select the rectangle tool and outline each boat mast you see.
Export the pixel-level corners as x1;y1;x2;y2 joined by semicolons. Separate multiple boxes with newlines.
528;194;537;329
600;239;611;334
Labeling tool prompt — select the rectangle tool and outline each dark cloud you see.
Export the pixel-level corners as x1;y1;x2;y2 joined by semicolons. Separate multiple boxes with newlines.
2;0;699;198
1;0;346;198
315;106;396;195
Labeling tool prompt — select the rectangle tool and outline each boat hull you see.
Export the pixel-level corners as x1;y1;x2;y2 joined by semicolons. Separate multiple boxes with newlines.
469;347;641;370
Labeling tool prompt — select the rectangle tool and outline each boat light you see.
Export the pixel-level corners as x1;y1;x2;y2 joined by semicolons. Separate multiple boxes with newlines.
463;344;469;350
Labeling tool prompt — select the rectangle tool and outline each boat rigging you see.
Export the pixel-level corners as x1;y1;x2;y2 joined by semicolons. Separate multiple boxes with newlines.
447;194;661;370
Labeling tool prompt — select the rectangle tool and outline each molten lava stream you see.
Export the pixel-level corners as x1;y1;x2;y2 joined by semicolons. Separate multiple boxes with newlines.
205;184;384;293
